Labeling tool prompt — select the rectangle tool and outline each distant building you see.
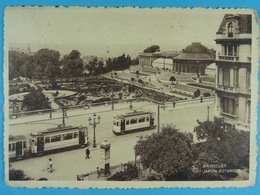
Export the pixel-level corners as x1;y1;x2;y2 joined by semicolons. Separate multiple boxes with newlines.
172;42;215;75
205;63;216;77
139;51;179;73
215;14;252;131
152;58;173;70
9;44;34;56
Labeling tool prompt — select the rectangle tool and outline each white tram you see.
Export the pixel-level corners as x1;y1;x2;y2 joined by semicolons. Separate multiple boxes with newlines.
112;110;156;135
29;125;88;155
9;135;27;160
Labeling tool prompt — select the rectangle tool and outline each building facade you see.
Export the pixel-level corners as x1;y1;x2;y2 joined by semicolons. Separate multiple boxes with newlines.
215;14;252;131
172;42;215;75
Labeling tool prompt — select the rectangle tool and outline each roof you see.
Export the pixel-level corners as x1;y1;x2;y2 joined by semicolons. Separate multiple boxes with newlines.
175;52;214;61
216;14;252;34
9;135;26;142
183;42;209;53
139;51;180;58
114;110;152;119
31;125;86;136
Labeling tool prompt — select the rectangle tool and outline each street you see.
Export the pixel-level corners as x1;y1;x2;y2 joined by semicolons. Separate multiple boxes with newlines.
8;99;214;180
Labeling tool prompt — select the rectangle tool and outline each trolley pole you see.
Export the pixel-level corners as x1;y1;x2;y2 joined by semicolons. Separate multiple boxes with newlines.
157;105;160;133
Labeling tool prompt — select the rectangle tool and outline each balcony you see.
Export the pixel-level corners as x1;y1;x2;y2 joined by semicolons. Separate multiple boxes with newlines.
217;84;239;93
220;112;238;120
218;55;239;62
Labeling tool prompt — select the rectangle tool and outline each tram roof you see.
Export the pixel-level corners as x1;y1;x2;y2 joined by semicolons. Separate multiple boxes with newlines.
115;110;152;119
31;125;86;136
9;135;26;142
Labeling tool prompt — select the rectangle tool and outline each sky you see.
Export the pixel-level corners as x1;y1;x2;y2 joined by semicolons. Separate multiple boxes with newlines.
4;7;235;58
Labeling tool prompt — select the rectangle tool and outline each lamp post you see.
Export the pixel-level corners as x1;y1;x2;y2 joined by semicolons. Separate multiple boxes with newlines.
88;113;101;148
207;106;210;121
62;106;67;126
49;102;52;119
129;100;133;110
111;90;115;110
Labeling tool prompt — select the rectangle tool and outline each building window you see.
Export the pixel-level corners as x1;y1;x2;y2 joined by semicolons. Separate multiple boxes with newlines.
227;22;234;37
223;67;230;86
233;68;239;87
221;98;237;115
247;100;251;123
246;69;251;91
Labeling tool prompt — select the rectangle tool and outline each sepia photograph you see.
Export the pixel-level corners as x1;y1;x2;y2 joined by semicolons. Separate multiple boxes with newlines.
4;7;258;188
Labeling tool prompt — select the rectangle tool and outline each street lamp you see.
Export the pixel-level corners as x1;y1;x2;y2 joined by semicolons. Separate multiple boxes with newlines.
88;113;101;148
49;102;52;119
207;106;210;121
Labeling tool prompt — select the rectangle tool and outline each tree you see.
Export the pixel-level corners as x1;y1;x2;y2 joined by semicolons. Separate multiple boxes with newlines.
9;169;32;180
22;87;51;111
34;48;61;79
107;163;138;181
61;50;84;78
131;57;139;65
192;118;250;180
134;125;193;180
194;117;226;141
9;51;31;80
21;61;35;79
143;45;160;53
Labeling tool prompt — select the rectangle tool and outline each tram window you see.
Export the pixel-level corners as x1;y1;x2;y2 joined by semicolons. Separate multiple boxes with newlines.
139;117;145;123
74;132;79;139
126;120;129;125
146;117;150;121
23;141;26;148
9;143;15;151
51;135;61;142
63;133;73;140
12;143;15;151
130;118;137;124
45;137;50;143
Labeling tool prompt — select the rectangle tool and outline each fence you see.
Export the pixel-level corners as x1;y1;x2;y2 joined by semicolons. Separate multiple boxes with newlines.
9;96;215;119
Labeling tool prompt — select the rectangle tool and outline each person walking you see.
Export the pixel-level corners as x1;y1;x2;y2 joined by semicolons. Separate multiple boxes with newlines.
172;100;176;108
85;147;90;159
47;158;53;172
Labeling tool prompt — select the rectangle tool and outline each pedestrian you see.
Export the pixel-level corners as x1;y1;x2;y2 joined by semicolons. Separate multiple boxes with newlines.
47;158;53;172
97;167;101;178
85;147;90;159
173;100;176;108
200;95;203;103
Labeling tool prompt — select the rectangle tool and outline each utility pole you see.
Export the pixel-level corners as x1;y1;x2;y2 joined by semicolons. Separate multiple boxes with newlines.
207;106;210;121
111;90;114;110
49;102;52;119
62;106;67;126
157;104;160;133
129;100;133;110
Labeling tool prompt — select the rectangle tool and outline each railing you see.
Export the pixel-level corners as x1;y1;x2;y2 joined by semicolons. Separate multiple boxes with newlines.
217;85;239;93
218;55;239;61
220;112;238;119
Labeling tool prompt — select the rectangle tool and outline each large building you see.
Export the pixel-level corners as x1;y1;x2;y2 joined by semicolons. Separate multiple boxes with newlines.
172;42;215;75
139;51;179;73
215;14;252;131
